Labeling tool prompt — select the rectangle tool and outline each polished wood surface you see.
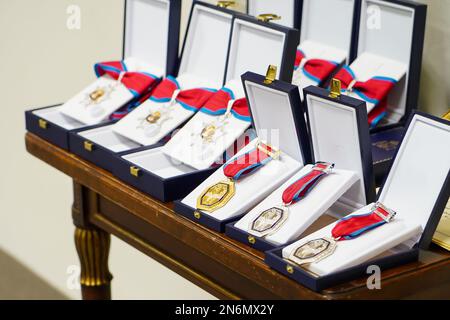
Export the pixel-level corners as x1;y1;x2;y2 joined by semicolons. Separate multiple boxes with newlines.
25;133;450;299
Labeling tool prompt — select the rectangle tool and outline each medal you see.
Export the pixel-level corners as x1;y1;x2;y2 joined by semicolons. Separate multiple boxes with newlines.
82;81;118;113
287;202;396;266
196;142;280;213
249;162;334;238
190;89;250;148
136;76;216;137
81;60;158;117
137;88;181;137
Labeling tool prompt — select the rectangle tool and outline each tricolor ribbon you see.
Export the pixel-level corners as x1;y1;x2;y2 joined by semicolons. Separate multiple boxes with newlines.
149;76;217;112
334;65;397;127
200;88;251;122
223;143;275;181
94;61;159;98
332;203;395;241
294;49;339;85
94;61;160;120
282;162;333;205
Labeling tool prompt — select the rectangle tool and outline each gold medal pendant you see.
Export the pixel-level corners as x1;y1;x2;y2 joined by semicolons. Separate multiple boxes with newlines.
249;206;289;238
196;141;279;214
146;111;161;124
196;178;235;213
201;124;217;143
288;237;337;266
89;88;105;102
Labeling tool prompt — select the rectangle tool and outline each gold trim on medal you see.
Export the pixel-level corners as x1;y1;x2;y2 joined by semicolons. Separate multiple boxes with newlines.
89;88;105;102
196;178;235;213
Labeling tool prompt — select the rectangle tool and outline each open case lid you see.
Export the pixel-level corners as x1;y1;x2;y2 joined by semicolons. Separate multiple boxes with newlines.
300;0;359;62
225;14;299;83
357;0;427;124
177;1;235;88
303;85;376;208
241;71;311;165
123;0;181;76
246;0;301;29
377;112;450;249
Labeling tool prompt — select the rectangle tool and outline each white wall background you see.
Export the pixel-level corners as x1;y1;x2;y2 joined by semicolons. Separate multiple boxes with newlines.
0;0;447;300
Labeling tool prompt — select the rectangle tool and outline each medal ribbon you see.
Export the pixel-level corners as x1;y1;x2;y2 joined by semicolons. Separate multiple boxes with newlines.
223;144;275;181
149;76;217;112
94;61;159;97
282;162;333;205
94;61;160;120
332;204;394;241
201;88;251;122
334;65;397;127
294;49;339;85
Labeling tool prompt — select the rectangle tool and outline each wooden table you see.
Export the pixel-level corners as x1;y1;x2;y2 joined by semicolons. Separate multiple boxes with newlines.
25;133;450;300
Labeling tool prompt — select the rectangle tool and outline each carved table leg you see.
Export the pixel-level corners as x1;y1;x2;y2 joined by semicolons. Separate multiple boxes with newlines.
74;227;113;300
72;182;112;300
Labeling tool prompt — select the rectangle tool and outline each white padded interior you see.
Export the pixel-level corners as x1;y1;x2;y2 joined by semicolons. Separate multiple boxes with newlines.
378;115;450;231
244;81;305;164
357;0;415;122
124;0;170;76
122;146;197;179
234;165;359;246
247;0;296;28
112;74;212;146
306;95;368;207
181;138;303;221
60;76;134;126
32;105;85;130
225;18;286;82
78;124;141;152
282;203;422;276
282;115;450;276
177;5;233;88
300;0;355;57
162;79;250;170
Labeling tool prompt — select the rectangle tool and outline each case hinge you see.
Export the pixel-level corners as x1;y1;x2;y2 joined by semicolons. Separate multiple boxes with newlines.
217;1;234;8
130;166;141;177
257;13;281;23
329;78;342;99
84;141;94;152
263;65;277;85
38;119;48;129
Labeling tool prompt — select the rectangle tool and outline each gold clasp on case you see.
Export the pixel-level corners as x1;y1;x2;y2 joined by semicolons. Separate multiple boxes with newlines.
130;166;141;177
38;119;48;129
286;265;294;274
257;13;281;23
442;110;450;121
248;235;256;245
329;78;342;99
264;65;277;85
194;211;202;219
217;1;234;8
84;141;93;152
